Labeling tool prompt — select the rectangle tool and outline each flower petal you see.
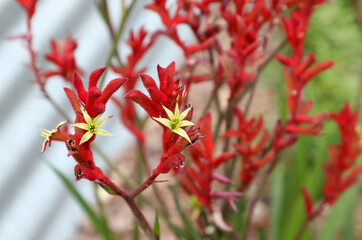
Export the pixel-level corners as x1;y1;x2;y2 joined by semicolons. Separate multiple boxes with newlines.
55;120;68;129
174;103;180;117
96;116;112;127
92;113;103;125
179;107;192;120
41;138;49;153
173;128;191;143
71;123;90;131
154;117;172;129
179;120;194;127
94;129;114;136
80;131;93;145
81;109;92;125
162;105;174;120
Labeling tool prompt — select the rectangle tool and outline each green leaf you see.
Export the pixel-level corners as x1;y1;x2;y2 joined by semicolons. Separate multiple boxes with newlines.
44;160;116;240
318;186;359;240
100;184;118;195
169;184;203;240
258;227;267;240
154;211;160;240
271;165;286;240
133;221;140;240
160;216;190;238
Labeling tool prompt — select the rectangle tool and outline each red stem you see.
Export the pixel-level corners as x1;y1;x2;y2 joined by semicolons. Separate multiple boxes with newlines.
25;16;69;119
293;202;326;240
103;179;158;240
129;173;159;199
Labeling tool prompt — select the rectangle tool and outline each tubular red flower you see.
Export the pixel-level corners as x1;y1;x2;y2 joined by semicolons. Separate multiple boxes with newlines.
42;36;83;82
224;107;271;187
68;69;127;118
177;113;238;212
16;0;38;20
322;103;362;205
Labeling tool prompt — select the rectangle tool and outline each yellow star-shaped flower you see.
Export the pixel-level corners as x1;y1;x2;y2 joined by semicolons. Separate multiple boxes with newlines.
72;109;113;145
154;103;194;142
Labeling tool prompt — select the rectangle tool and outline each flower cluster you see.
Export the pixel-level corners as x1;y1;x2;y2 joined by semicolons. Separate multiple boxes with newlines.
223;108;272;188
41;69;126;182
302;104;362;219
178;114;239;212
145;0;217;57
126;62;201;174
14;0;362;238
111;28;157;144
324;105;362;202
42;36;83;82
276;1;333;135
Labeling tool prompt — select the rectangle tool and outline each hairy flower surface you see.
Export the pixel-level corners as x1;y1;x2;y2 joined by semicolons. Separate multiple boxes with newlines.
72;109;113;145
154;103;194;142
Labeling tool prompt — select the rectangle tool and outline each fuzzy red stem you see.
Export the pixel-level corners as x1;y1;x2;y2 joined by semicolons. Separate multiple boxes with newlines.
103;179;157;240
129;172;160;199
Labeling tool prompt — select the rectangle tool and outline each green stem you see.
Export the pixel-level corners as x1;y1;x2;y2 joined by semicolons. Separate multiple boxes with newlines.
243;155;278;240
94;184;112;236
99;0;139;89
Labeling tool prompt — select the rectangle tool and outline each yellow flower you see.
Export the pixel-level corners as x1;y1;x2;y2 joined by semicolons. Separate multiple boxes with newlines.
72;109;113;145
154;103;194;142
40;120;68;153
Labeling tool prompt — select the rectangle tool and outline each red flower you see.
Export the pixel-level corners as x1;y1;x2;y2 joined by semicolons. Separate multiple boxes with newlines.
42;68;126;182
178;113;238;212
224;108;272;187
112;27;157;92
301;186;314;219
40;120;69;153
301;104;362;218
42;36;83;82
65;68;127;119
16;0;38;20
111;28;157;143
323;103;362;205
126;62;201;174
275;3;332;138
74;164;109;183
125;62;185;119
145;0;218;56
